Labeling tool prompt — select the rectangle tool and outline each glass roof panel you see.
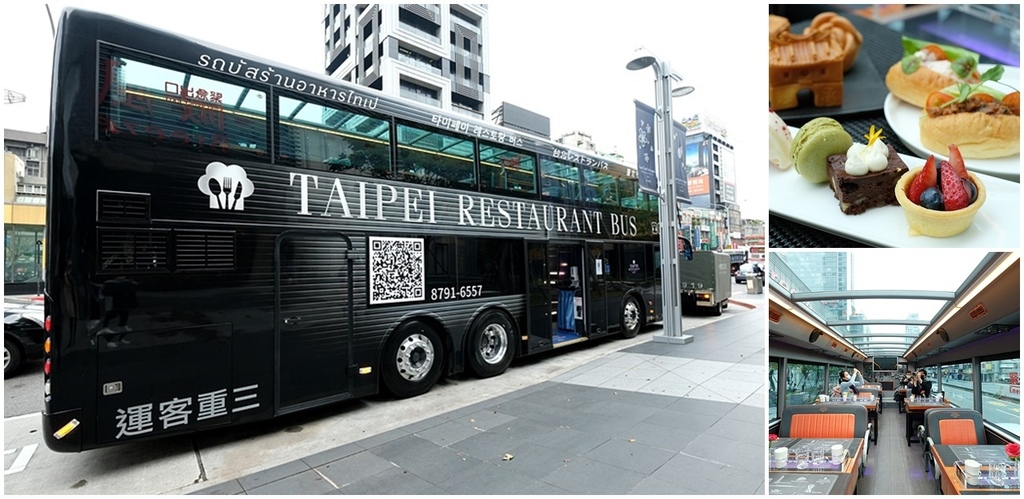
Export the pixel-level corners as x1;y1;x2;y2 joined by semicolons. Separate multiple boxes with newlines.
768;249;993;357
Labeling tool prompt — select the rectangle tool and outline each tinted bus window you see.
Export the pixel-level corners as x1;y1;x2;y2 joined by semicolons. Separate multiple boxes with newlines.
478;142;536;197
396;122;475;190
980;358;1019;434
540;156;580;203
786;361;824;406
278;96;391;176
98;49;268;158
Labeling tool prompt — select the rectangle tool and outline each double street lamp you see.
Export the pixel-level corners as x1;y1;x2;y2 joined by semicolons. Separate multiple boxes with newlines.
627;48;694;344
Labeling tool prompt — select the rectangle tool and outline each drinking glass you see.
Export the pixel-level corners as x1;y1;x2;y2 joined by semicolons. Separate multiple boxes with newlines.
796;446;810;469
811;447;826;470
988;462;1007;487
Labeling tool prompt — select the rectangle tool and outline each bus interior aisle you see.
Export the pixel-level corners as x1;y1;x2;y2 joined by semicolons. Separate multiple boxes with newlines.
855;398;938;495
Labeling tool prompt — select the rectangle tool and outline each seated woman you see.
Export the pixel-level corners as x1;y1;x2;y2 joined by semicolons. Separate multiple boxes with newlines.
831;368;864;397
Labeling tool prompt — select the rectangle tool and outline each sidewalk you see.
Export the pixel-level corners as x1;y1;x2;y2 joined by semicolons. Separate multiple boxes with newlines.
190;307;766;495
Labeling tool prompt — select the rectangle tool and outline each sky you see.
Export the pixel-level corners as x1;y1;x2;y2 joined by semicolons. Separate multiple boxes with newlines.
1;2;766;217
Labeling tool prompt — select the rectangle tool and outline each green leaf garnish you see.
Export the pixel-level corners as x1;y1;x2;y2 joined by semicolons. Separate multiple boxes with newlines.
902;55;920;74
951;56;978;79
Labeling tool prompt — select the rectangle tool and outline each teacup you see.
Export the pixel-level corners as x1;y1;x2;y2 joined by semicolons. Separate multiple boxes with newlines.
774;446;789;467
831;444;845;464
965;459;981;485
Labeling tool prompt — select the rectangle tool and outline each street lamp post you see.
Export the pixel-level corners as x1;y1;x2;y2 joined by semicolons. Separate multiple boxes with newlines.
627;48;693;345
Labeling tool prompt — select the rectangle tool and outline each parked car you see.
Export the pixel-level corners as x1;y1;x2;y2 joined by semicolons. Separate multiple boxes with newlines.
4;304;45;376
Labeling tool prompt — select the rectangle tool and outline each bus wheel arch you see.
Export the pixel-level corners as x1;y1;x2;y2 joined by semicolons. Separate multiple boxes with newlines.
620;293;644;339
380;318;447;398
465;308;517;379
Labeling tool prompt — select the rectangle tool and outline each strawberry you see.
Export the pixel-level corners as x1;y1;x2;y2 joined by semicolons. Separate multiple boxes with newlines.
940;161;970;211
908;155;937;204
947;144;969;180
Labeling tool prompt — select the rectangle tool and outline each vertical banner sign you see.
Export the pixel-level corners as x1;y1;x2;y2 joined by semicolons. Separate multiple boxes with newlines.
634;100;658;196
672;120;690;204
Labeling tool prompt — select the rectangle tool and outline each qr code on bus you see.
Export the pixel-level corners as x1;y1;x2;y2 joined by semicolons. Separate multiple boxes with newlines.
369;236;425;305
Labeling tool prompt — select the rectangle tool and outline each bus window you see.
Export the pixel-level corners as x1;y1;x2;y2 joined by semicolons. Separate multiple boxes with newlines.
540;156;580;203
478;141;537;197
396;122;476;190
583;169;619;208
277;95;391;176
98;49;268;158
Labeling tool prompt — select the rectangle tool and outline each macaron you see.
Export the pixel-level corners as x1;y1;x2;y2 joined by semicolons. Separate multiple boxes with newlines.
791;117;853;183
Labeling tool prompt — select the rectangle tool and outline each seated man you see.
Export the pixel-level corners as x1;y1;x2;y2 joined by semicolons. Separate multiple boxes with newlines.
908;369;932;398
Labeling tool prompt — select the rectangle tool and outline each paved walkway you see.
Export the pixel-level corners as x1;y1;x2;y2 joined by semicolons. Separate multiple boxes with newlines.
192;307;766;495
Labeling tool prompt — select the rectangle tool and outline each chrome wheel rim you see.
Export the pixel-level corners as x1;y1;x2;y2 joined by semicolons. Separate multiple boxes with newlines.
395;333;435;382
623;300;640;331
478;323;508;365
3;347;10;370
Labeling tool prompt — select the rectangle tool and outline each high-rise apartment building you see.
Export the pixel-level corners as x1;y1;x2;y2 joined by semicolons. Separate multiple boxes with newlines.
323;4;489;120
4;129;48;293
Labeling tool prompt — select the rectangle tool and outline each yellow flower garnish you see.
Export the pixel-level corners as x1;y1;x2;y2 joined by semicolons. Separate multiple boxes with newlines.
864;125;886;147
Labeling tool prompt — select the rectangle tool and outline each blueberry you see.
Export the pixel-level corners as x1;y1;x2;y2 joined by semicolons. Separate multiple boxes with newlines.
961;178;977;203
919;187;944;211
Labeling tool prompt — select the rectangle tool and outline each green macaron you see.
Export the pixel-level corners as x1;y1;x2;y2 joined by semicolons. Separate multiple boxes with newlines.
791;117;853;184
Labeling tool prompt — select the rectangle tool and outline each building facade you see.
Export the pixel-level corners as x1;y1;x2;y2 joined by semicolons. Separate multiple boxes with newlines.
679;115;737;250
323;4;489;120
4;129;48;294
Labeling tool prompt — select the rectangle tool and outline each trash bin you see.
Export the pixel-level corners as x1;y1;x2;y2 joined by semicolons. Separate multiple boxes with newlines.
746;276;763;294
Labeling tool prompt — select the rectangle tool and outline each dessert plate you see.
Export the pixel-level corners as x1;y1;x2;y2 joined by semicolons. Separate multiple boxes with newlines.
770;128;1019;248
883;64;1020;183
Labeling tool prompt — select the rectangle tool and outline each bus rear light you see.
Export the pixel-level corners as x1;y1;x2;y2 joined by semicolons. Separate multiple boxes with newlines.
44;360;51;376
44;381;51;396
44;338;51;354
45;315;51;332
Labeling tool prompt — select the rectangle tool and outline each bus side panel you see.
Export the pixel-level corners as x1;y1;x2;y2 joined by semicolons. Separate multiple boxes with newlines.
94;324;232;444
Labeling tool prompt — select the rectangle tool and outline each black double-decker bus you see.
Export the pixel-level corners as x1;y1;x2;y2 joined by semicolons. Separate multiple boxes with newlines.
42;9;666;451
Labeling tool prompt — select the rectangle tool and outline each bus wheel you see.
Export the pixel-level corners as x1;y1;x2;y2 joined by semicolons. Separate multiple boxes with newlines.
4;339;21;377
382;321;444;399
467;310;515;378
620;296;642;339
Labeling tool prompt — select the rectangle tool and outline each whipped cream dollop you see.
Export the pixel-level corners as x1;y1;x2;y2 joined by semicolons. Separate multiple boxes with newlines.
844;140;889;176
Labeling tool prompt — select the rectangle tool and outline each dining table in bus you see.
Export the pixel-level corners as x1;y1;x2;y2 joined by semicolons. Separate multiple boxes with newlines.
904;397;951;446
767;473;856;495
770;437;864;494
814;398;879;445
930;444;1021;495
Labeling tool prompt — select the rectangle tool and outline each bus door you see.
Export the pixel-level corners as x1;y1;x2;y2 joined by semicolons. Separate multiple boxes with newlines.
275;231;353;413
527;241;587;351
584;242;612;336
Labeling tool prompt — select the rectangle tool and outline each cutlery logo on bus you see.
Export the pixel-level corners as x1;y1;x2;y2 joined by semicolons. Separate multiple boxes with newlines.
198;162;255;211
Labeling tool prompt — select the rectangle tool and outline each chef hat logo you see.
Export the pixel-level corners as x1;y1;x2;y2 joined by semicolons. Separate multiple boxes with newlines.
197;161;255;211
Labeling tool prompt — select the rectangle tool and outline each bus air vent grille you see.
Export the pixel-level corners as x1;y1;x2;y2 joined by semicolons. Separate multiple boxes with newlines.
175;230;236;272
97;228;169;273
97;191;150;222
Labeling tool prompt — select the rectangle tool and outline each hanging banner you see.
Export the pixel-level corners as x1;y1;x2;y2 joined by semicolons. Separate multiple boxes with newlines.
672;120;690;204
634;100;658;195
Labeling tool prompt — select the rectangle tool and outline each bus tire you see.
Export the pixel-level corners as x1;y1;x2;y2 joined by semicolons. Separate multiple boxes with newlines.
4;338;22;377
466;310;516;378
381;320;445;399
620;295;642;339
